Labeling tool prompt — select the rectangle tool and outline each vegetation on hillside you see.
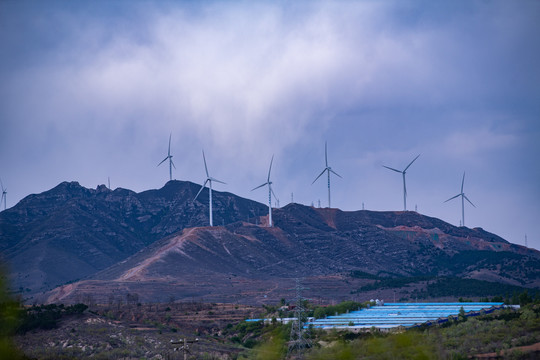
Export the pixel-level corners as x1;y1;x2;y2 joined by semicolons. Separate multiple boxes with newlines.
303;305;540;359
351;272;540;301
0;268;26;360
237;301;539;359
5;288;540;359
16;303;88;334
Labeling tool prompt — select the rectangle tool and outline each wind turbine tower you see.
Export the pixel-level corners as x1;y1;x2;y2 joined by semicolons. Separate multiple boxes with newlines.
252;155;277;227
444;172;476;227
312;142;342;208
383;154;420;211
0;179;6;211
157;133;176;181
194;150;225;227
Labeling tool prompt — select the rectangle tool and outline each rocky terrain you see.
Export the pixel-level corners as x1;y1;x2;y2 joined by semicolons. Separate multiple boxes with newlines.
1;181;539;305
13;302;262;359
0;180;266;297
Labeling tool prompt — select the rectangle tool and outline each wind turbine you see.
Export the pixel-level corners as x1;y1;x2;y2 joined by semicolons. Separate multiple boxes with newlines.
0;179;6;211
194;150;225;227
157;133;175;181
252;155;277;227
383;154;420;211
312;141;342;208
444;172;475;227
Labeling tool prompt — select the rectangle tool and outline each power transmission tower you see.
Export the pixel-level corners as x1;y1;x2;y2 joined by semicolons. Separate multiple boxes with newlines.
170;338;198;360
287;279;311;359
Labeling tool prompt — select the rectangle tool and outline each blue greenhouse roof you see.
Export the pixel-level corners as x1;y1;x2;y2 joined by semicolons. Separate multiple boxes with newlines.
309;302;505;330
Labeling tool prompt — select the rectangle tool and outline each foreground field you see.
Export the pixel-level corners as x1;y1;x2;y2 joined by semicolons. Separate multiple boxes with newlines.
5;297;539;359
12;302;262;359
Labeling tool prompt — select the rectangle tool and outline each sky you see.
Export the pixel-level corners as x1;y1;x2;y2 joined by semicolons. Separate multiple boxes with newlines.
1;1;539;249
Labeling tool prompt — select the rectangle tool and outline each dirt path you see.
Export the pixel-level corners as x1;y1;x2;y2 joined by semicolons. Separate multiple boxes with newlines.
473;342;540;359
117;228;196;281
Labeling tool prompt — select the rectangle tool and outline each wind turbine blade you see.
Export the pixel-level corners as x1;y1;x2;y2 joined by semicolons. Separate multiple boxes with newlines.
252;182;268;191
325;141;328;168
202;150;209;177
210;177;226;185
444;194;461;203
463;194;476;208
157;157;168;166
0;178;3;190
382;165;402;173
312;169;327;184
168;133;171;156
330;169;342;178
271;187;278;201
194;180;208;201
404;154;421;172
170;159;176;169
267;155;274;182
461;172;466;193
194;186;205;201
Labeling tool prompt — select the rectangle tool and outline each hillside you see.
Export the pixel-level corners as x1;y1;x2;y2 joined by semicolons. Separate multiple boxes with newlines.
1;181;538;304
42;205;540;305
0;180;267;296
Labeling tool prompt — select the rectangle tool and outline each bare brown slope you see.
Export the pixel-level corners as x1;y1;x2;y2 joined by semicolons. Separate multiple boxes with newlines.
42;205;540;304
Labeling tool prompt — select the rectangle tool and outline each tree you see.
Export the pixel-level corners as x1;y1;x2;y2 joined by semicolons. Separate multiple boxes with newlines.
0;267;25;359
519;291;532;306
458;306;467;322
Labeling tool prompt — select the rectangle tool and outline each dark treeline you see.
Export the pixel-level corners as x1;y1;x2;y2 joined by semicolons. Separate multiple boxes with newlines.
350;271;539;303
15;303;88;334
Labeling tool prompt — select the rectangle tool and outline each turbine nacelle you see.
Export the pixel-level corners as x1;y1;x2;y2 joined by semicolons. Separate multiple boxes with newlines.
193;150;225;227
252;155;276;227
157;133;175;181
444;172;476;227
0;178;6;211
382;154;420;211
312;142;341;208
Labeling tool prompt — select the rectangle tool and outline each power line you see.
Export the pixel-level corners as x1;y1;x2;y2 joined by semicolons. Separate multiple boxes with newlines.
170;338;198;360
287;278;312;358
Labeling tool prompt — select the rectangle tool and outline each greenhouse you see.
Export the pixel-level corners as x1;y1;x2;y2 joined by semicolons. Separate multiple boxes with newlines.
308;302;506;330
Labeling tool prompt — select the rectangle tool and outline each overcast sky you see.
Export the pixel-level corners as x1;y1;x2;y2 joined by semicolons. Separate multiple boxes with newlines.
1;1;539;249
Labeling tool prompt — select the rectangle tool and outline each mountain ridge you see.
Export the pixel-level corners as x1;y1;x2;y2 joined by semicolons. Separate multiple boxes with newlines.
1;180;538;304
0;180;267;296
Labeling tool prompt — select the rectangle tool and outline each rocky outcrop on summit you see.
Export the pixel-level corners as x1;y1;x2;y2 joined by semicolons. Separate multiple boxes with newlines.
0;181;266;295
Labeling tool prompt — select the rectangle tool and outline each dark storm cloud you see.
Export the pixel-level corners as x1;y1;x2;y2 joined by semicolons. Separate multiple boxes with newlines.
0;1;539;248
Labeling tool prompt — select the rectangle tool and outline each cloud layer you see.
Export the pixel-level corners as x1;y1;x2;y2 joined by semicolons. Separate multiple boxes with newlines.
1;1;539;249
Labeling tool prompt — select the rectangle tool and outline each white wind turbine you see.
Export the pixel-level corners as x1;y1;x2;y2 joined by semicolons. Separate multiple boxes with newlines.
0;179;6;211
383;154;420;211
252;155;277;227
445;172;475;227
194;150;225;227
157;133;175;181
312;141;342;208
